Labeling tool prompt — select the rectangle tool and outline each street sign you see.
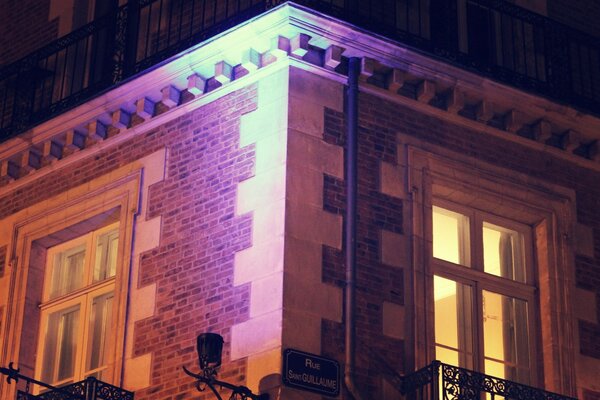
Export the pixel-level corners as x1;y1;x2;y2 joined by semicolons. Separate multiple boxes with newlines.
282;349;340;397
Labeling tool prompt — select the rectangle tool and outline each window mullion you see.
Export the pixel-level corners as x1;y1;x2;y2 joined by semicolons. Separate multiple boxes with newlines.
75;295;89;382
472;211;485;272
432;261;476;286
434;259;535;300
85;231;95;287
78;232;95;381
52;311;66;383
473;282;485;373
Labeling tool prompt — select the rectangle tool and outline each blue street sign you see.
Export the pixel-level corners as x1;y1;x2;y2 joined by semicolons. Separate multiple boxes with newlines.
282;349;340;397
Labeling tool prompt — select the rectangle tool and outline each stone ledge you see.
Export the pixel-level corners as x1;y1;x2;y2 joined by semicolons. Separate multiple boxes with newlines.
3;3;599;189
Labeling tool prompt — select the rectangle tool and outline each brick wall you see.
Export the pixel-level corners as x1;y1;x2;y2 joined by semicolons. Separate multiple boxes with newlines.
322;88;600;395
0;0;57;65
0;84;258;399
322;104;406;397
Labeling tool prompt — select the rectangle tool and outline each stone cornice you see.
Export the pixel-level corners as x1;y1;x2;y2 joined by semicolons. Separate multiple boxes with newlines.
1;3;599;189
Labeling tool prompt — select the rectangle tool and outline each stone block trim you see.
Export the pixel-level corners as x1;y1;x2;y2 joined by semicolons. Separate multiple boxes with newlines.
0;245;6;278
320;83;406;397
122;149;166;392
355;60;600;166
380;161;407;199
0;84;259;399
380;230;410;270
231;69;289;395
284;129;344;354
382;302;405;340
0;161;143;398
574;288;598;324
127;84;258;399
0;29;306;189
5;3;599;196
281;69;345;366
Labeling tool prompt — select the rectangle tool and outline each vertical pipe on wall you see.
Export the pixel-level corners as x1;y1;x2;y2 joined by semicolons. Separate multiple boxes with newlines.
344;57;365;400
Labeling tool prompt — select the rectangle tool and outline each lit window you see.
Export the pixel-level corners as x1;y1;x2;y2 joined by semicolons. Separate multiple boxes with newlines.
432;206;470;267
37;223;119;387
432;205;534;385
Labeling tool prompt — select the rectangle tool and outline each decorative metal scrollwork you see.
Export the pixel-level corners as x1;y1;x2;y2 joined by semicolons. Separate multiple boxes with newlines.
440;363;577;400
2;363;134;400
399;361;576;400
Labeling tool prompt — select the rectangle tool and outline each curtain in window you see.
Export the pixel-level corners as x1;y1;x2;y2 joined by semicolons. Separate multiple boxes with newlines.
50;246;85;299
42;307;80;383
86;293;114;377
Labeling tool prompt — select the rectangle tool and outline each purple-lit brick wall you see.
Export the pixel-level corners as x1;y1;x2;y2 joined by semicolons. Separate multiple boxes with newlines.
0;85;258;400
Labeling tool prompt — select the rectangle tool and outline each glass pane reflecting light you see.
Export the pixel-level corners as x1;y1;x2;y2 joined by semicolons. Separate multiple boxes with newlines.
42;306;80;384
93;229;119;282
39;223;119;387
433;206;470;266
87;292;114;378
432;205;533;386
483;290;530;384
49;245;86;299
434;276;474;370
483;222;526;282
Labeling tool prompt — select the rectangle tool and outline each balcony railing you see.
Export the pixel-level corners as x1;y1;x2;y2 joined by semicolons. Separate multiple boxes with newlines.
0;0;599;142
401;361;576;400
15;376;134;400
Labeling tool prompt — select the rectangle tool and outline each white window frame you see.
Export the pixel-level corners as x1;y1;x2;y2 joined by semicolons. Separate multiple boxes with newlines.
36;222;120;388
407;146;577;396
431;200;539;384
1;169;140;400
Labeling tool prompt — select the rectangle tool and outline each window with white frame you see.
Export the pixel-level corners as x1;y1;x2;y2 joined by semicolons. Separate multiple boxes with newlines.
432;202;537;385
36;222;119;387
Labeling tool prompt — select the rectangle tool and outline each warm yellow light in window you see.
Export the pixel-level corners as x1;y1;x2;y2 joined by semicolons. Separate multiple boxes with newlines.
433;206;470;266
483;222;525;282
483;290;530;384
434;276;473;369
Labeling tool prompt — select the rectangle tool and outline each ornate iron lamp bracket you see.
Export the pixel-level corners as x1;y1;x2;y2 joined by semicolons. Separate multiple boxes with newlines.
182;366;269;400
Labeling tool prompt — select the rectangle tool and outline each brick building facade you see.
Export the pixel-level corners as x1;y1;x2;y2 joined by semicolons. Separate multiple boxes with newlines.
0;1;599;400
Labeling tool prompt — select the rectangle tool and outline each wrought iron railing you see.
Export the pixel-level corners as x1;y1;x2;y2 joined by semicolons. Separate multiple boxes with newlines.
401;361;576;400
16;376;134;400
0;0;599;142
1;362;133;400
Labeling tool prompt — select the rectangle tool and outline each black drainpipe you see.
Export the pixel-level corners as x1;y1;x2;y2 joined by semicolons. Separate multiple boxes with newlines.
344;57;365;400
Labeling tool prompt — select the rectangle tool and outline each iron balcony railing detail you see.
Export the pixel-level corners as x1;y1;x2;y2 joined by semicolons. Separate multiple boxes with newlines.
0;0;599;142
15;376;134;400
401;361;576;400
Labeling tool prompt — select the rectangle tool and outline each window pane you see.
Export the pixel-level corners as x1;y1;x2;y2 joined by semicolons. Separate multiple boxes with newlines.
433;206;470;267
42;306;80;384
434;276;474;369
93;229;119;282
87;292;114;374
483;222;526;282
49;245;86;299
483;290;530;384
